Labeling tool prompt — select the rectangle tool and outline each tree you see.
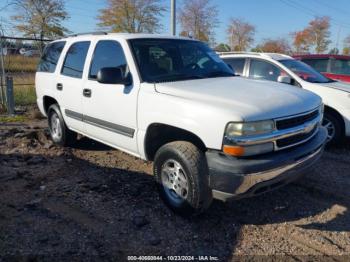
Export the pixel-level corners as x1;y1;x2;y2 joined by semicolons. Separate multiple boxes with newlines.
343;47;350;55
254;38;291;54
227;18;255;51
292;29;312;53
11;0;68;51
328;48;339;55
178;0;219;43
308;16;331;53
343;35;350;54
214;43;231;52
98;0;166;33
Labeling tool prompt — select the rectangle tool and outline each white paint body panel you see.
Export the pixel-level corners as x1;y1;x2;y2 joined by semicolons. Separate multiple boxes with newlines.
36;34;322;161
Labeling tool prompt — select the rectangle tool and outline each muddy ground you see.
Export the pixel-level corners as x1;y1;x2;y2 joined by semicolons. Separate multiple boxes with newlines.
1;108;350;261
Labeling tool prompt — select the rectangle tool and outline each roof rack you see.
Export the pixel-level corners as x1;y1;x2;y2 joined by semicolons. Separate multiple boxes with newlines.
66;31;108;37
217;51;263;56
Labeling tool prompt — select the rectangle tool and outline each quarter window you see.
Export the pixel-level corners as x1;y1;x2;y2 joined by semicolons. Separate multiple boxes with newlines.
89;40;127;79
249;59;285;82
61;41;90;78
37;41;66;73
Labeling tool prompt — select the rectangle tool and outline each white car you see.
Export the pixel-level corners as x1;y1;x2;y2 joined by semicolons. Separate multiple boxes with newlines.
220;52;350;145
36;33;327;215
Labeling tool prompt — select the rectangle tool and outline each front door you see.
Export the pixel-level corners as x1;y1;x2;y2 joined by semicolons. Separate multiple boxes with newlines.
82;40;139;155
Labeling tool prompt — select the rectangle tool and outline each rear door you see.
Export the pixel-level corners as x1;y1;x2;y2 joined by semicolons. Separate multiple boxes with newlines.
81;40;138;154
56;41;91;132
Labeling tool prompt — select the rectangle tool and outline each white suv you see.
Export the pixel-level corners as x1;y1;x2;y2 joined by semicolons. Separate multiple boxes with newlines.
36;33;327;215
220;52;350;145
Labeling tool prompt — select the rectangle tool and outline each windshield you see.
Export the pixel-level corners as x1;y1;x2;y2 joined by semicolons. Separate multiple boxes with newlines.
280;59;334;83
129;39;234;83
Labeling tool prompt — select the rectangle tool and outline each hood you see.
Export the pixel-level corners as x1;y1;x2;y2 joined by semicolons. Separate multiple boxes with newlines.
319;81;350;93
155;77;321;121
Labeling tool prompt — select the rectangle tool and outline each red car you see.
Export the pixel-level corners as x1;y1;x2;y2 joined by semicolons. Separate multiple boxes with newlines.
293;54;350;83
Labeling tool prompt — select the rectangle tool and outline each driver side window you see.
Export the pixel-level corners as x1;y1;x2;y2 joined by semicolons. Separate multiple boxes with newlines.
89;40;127;79
249;59;285;82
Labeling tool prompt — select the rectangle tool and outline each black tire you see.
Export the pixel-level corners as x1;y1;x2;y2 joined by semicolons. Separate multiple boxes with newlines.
154;141;212;216
48;104;77;146
323;111;344;146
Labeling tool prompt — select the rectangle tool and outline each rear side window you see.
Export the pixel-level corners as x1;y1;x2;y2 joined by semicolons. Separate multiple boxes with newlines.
89;40;127;79
224;58;245;75
37;41;66;73
61;41;90;78
302;59;329;72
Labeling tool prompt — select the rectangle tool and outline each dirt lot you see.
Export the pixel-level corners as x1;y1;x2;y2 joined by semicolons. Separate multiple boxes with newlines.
1;107;350;261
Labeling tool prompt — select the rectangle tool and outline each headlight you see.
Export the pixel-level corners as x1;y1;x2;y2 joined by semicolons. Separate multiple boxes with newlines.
225;120;275;137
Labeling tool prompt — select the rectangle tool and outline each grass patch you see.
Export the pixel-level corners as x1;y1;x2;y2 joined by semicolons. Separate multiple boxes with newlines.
0;115;27;122
5;74;37;105
14;84;37;105
4;55;39;73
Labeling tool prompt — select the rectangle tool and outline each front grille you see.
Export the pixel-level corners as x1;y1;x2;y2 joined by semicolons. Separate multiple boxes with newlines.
276;110;319;130
276;126;317;148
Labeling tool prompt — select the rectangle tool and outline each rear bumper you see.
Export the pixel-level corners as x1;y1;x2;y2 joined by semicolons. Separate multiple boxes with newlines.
206;127;327;201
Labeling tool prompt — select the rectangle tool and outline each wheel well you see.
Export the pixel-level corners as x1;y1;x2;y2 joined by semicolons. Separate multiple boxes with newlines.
324;105;345;132
43;96;58;115
144;123;207;161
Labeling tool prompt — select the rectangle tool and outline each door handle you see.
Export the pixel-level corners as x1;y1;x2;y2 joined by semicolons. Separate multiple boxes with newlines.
57;83;63;91
83;88;92;97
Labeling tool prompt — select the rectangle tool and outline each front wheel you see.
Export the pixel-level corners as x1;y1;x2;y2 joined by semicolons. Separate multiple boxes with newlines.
154;141;212;216
323;111;344;146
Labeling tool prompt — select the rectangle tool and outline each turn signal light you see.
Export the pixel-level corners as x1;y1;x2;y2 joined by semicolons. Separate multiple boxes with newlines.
223;145;245;156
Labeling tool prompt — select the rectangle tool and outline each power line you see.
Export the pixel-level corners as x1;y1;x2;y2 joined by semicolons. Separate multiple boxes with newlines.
279;0;350;29
309;0;350;17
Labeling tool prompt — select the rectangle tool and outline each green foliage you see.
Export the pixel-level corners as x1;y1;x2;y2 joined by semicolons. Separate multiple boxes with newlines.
98;0;166;33
11;0;69;51
215;43;231;52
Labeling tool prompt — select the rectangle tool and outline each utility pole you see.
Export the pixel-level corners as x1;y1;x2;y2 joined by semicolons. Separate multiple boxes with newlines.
171;0;176;36
0;25;6;106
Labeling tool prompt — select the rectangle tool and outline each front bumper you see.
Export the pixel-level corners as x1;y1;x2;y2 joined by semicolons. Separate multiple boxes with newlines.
206;127;327;201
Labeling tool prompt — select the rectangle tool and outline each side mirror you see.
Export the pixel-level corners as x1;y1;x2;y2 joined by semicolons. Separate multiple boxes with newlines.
97;67;132;85
278;75;292;84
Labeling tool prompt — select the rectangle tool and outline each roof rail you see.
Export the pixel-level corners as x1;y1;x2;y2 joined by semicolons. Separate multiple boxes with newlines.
217;51;263;56
66;31;108;37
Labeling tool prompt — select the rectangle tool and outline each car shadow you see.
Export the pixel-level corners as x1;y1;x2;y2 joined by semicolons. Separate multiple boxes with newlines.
70;136;114;151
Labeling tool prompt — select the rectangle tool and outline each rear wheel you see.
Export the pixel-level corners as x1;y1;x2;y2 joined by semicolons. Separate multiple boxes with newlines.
154;141;212;216
48;104;77;146
323;111;344;146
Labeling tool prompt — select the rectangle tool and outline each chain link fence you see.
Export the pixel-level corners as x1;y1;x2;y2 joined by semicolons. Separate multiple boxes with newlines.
0;35;51;113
